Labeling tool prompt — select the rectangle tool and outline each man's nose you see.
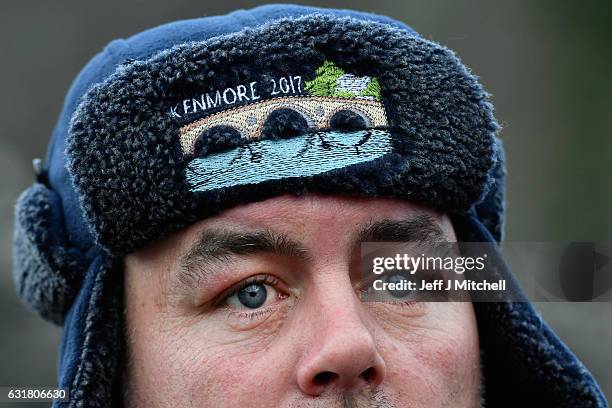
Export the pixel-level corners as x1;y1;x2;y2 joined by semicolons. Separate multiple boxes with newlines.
296;292;386;396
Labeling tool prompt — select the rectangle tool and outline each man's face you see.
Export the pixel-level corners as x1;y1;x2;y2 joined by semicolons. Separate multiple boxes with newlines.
123;194;481;407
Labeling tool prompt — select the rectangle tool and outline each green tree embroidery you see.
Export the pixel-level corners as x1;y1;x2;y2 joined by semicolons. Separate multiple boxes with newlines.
360;77;381;100
305;60;381;100
305;60;345;97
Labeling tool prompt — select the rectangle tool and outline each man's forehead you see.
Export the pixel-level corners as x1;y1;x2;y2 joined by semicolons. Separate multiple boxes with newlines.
181;195;451;250
200;194;443;228
131;194;452;262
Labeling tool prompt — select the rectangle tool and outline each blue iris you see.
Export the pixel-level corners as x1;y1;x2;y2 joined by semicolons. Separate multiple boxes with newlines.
237;283;268;308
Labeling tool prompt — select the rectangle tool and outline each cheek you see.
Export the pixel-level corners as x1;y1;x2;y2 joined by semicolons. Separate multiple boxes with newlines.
381;303;481;405
169;336;298;407
127;312;297;407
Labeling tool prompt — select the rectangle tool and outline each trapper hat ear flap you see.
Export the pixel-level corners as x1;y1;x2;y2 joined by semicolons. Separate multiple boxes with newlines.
474;137;506;242
13;182;89;324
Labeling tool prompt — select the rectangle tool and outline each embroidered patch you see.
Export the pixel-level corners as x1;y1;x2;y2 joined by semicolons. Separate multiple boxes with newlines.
178;61;391;192
186;129;393;192
178;61;388;154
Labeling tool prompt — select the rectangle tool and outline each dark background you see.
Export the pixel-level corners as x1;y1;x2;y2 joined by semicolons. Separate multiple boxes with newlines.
1;0;611;405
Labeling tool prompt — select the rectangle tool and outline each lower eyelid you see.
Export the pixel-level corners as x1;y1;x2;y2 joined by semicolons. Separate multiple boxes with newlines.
365;299;428;317
229;307;275;320
222;302;290;331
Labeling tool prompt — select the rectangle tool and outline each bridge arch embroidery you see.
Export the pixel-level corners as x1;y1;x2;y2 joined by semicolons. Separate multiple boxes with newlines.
179;95;388;154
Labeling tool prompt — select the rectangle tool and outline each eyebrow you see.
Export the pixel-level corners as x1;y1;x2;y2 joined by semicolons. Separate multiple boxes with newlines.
175;213;446;294
177;229;308;293
358;214;445;243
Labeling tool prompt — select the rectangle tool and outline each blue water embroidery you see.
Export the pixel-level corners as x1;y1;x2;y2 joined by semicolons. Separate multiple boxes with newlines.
185;129;393;193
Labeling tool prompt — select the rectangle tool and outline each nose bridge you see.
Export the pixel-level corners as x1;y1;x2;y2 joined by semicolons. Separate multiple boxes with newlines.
315;278;371;352
308;260;369;338
296;269;386;396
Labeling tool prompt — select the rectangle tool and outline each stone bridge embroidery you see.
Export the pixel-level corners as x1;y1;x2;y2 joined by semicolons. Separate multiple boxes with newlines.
178;95;388;154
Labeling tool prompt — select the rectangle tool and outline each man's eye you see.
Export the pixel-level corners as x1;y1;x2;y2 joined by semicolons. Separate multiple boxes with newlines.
384;273;417;300
359;271;414;302
225;279;281;310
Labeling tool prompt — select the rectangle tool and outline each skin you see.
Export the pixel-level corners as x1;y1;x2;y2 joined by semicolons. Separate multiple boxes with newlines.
123;194;482;407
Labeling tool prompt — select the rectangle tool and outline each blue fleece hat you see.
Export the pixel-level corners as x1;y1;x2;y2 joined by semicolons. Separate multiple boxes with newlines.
12;4;607;407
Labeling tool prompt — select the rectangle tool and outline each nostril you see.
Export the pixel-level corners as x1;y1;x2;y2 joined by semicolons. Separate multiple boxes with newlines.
313;371;338;386
360;367;376;382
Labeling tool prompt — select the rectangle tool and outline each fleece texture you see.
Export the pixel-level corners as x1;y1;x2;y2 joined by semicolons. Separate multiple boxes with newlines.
12;183;89;324
452;213;608;407
67;13;499;255
11;4;607;407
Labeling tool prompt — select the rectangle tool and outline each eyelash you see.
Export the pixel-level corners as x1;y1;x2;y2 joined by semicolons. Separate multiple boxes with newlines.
225;274;279;297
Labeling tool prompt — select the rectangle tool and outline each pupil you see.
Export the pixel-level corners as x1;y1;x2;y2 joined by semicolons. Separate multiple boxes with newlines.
385;273;411;298
238;284;267;309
